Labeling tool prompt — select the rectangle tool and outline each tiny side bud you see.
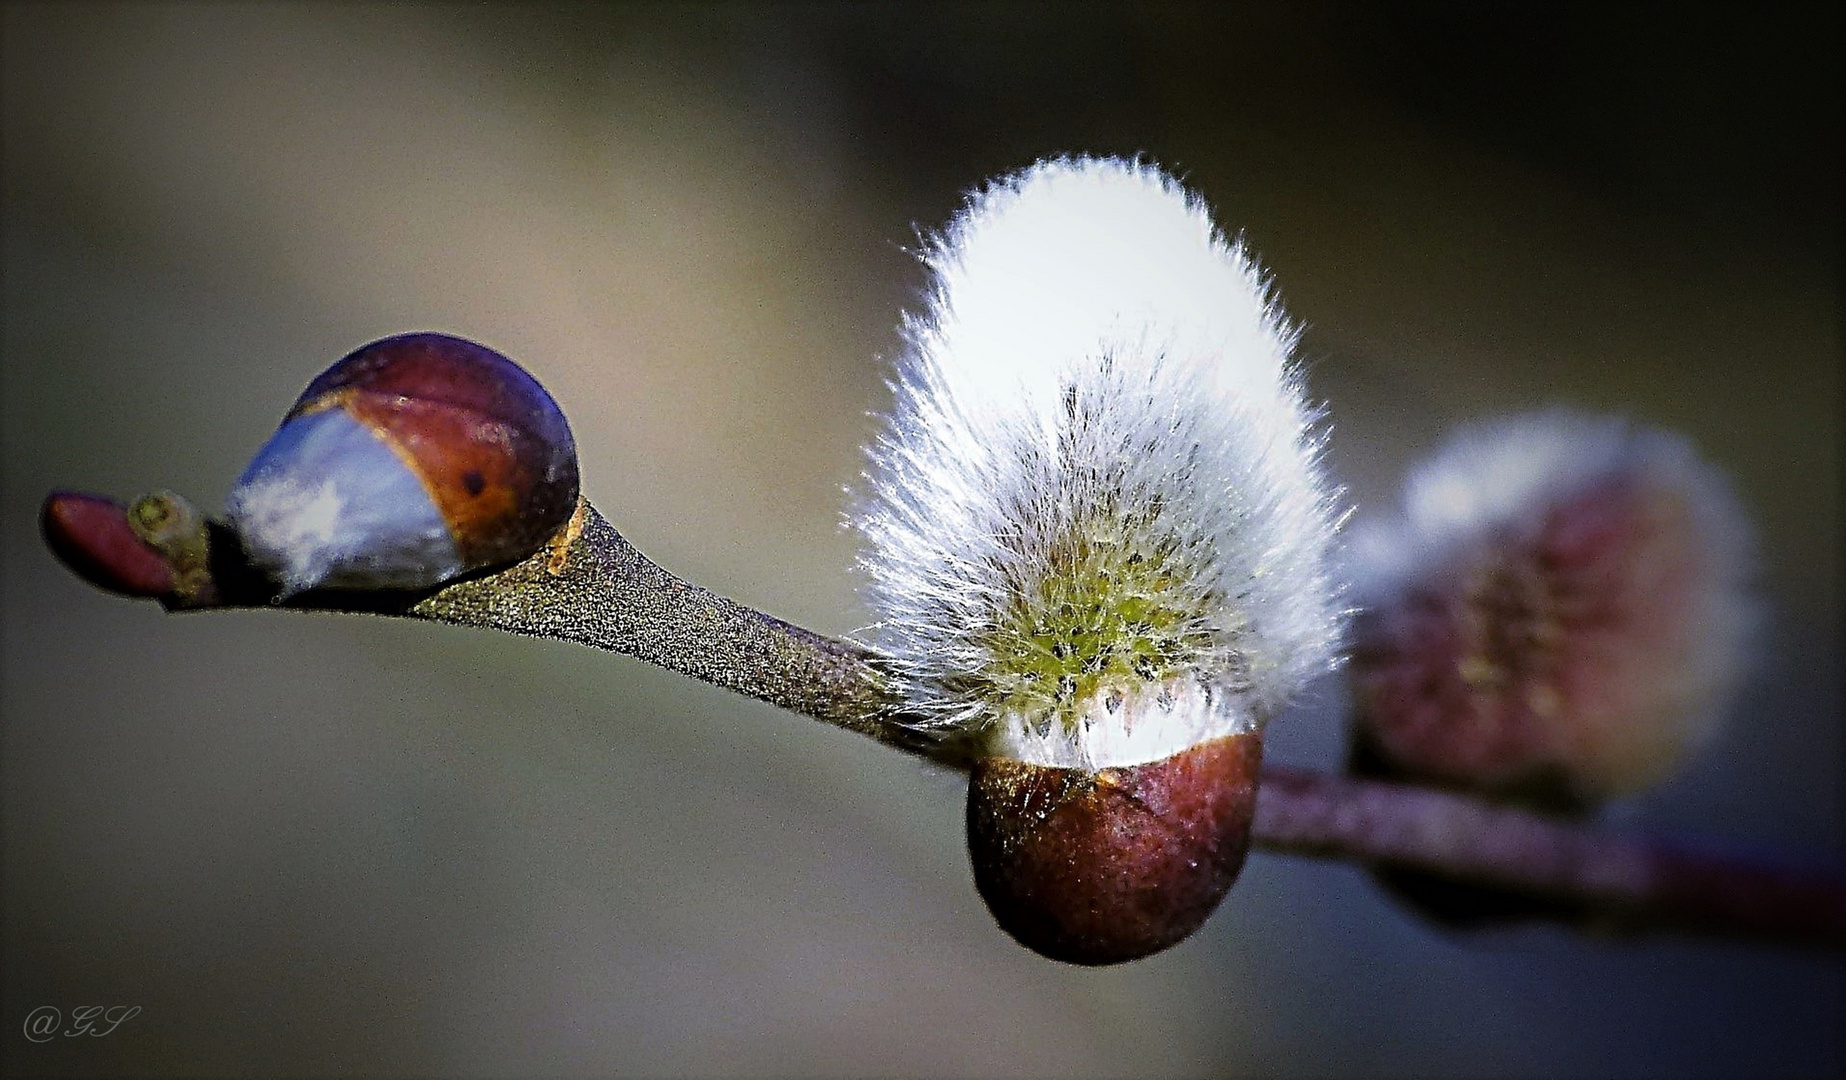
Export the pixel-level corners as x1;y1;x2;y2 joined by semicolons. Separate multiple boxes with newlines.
42;491;176;598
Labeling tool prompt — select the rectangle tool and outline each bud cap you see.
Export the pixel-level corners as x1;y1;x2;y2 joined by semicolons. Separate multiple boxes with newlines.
227;333;579;594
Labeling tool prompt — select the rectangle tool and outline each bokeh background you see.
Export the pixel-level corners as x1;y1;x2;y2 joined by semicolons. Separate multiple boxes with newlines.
4;3;1839;1076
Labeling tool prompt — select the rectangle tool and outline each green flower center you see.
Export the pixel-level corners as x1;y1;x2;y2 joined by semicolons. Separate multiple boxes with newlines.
958;509;1223;737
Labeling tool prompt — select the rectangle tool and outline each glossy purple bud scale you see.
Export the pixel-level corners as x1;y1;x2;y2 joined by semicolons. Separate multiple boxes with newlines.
228;333;579;594
967;733;1263;966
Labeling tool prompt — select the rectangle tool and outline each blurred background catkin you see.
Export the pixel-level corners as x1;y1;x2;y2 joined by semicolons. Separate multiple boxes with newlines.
3;4;1839;1077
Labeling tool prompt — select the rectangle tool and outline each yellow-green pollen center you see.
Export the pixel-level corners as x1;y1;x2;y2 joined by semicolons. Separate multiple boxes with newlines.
962;511;1221;737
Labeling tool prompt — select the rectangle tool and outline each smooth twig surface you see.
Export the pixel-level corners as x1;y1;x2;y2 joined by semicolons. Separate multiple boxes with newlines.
1254;766;1846;949
48;491;1846;951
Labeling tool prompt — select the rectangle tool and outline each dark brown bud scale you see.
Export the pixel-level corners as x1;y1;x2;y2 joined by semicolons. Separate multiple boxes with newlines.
966;732;1263;965
290;333;580;568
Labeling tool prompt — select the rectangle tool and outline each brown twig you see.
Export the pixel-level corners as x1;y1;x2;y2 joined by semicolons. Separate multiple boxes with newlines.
41;490;1846;951
406;502;910;751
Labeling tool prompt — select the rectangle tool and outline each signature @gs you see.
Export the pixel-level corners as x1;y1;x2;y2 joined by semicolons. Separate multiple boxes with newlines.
22;1006;141;1043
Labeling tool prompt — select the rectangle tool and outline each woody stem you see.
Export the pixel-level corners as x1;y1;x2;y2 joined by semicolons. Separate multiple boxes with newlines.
42;489;1846;951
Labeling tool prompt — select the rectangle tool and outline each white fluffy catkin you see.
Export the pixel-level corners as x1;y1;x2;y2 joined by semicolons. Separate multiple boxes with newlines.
1345;410;1757;796
855;157;1342;769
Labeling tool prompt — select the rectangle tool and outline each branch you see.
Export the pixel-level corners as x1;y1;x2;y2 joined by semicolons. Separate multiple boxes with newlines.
45;491;918;755
406;502;916;752
42;490;1846;951
1254;766;1846;949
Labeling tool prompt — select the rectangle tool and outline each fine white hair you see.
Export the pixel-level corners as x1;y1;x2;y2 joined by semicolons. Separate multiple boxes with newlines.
855;156;1342;768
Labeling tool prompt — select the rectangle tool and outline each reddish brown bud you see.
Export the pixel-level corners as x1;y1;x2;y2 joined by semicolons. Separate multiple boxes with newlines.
228;333;581;594
289;333;580;569
966;733;1262;965
41;491;176;598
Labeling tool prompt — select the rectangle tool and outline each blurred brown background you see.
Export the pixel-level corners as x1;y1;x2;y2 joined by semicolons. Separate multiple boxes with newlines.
3;3;1839;1076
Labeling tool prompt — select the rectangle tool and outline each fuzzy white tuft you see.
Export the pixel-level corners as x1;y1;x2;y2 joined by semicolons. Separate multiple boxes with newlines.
227;408;463;595
855;157;1342;768
1348;410;1755;615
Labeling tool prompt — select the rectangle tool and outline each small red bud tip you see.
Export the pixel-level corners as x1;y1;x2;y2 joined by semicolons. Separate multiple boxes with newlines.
966;733;1262;966
41;491;176;598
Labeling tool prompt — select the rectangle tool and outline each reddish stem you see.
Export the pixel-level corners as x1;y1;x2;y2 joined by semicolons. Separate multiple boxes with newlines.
1254;765;1846;948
